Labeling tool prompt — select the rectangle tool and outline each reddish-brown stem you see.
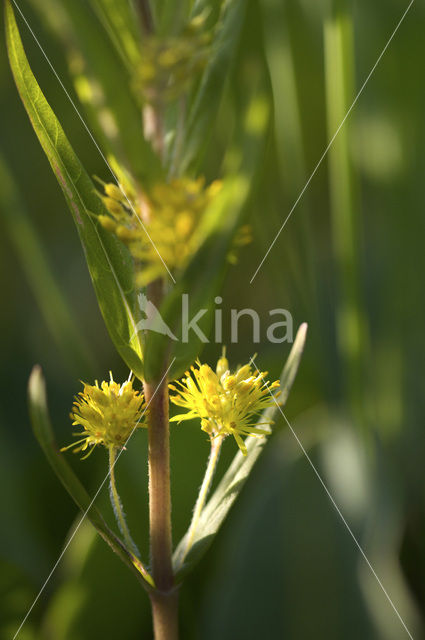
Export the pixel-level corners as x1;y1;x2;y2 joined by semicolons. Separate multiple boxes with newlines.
149;590;179;640
144;279;178;638
137;9;176;626
138;0;154;34
144;372;173;590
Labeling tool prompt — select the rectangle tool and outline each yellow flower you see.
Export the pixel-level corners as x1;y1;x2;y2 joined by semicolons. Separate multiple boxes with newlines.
62;374;146;458
97;176;222;286
134;14;211;103
169;352;280;455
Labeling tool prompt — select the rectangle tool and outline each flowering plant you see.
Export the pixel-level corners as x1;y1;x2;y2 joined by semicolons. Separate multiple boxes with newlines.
6;1;306;637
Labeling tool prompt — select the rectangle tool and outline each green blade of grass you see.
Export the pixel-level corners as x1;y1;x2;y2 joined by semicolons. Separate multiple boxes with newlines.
324;0;368;419
0;155;97;377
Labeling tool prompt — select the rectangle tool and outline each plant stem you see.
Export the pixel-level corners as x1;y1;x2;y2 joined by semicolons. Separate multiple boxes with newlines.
138;0;154;34
144;276;177;638
145;369;173;589
136;9;176;626
149;590;179;640
109;446;139;557
181;435;224;565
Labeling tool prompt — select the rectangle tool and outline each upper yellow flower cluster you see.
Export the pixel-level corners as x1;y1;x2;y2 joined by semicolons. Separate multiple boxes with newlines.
98;176;222;286
134;15;211;103
169;353;280;455
62;374;145;457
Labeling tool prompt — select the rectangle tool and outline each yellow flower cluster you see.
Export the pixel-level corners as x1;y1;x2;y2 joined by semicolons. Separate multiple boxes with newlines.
98;176;222;286
135;15;211;103
62;374;145;457
169;353;280;455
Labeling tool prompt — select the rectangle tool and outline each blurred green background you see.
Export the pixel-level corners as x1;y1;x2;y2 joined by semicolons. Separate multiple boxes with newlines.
1;0;425;638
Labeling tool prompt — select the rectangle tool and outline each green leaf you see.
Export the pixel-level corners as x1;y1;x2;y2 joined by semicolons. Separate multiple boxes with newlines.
90;0;143;69
152;0;193;35
5;0;144;379
172;323;308;579
180;0;247;173
27;366;153;589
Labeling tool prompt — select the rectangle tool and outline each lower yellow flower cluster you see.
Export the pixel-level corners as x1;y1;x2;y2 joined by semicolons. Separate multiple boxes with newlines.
62;374;146;458
63;355;279;458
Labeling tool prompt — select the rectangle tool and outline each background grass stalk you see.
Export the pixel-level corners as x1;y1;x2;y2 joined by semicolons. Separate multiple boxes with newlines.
324;0;367;420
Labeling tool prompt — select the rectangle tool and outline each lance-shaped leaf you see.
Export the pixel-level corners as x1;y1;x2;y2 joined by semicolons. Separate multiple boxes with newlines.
152;0;192;36
5;0;144;379
173;323;308;579
28;366;153;590
90;0;143;69
180;0;247;173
